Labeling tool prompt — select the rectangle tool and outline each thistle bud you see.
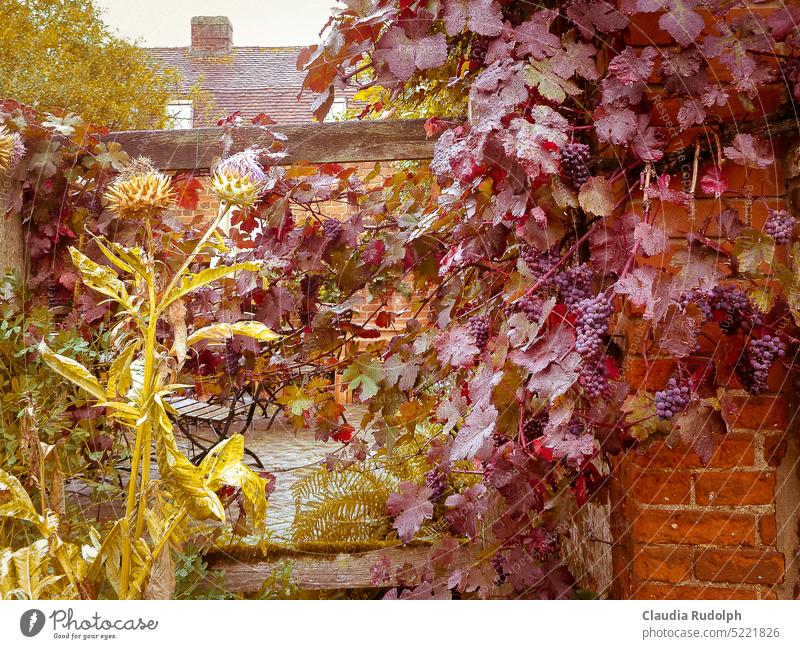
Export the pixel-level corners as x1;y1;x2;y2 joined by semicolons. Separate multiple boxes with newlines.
211;148;266;208
0;126;26;175
103;158;175;220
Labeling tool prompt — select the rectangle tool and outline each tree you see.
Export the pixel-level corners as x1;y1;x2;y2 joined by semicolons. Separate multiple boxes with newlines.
0;0;178;129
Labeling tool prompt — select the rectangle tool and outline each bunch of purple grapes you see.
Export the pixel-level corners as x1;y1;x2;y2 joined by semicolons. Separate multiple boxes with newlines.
522;414;546;440
425;468;448;501
579;360;608;398
468;314;490;350
575;294;613;359
681;285;759;334
520;244;559;280
511;295;542;322
735;334;785;395
655;378;691;419
764;209;796;244
322;218;343;240
560;143;591;191
555;264;594;309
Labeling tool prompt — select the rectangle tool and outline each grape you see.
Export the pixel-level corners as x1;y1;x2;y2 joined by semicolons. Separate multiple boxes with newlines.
560;143;591;191
764;209;796;244
512;295;542;321
555;264;594;309
322;219;343;240
735;334;785;395
681;285;759;335
522;415;545;440
655;377;691;419
520;244;559;280
578;361;608;398
468;314;490;350
575;294;613;359
425;468;447;501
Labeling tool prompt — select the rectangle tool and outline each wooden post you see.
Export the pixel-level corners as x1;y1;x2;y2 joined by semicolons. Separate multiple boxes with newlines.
0;170;24;276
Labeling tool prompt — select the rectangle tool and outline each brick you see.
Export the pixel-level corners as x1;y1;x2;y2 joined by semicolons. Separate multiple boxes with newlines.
631;437;755;470
632;508;756;546
629;470;692;505
695;549;784;585
632;546;693;583
695;471;775;506
764;434;787;467
759;515;777;546
632;584;758;600
722;396;788;430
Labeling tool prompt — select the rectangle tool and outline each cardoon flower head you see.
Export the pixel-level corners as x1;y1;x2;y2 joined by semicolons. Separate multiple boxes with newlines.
0;126;26;175
212;148;267;208
103;157;175;220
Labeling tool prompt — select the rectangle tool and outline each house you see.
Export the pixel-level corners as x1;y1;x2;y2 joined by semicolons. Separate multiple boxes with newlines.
146;16;352;127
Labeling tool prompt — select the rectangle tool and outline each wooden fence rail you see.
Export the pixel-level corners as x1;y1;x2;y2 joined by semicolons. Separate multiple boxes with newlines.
108;119;437;170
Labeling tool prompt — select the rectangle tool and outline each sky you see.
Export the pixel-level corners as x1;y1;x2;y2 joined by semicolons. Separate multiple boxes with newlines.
96;0;339;47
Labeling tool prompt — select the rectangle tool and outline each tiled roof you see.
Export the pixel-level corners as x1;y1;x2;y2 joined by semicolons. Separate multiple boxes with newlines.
147;46;349;125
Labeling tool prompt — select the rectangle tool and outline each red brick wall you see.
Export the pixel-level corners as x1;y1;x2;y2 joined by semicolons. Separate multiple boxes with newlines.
608;1;799;600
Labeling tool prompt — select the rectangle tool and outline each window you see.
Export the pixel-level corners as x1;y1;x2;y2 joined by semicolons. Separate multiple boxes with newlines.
166;100;193;129
326;98;348;122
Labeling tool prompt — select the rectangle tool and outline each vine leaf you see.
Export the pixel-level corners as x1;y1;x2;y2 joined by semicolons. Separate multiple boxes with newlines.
733;228;775;275
442;0;504;37
386;482;434;543
723;134;774;169
341;354;383;400
578;177;615;217
451;404;498;461
436;326;479;368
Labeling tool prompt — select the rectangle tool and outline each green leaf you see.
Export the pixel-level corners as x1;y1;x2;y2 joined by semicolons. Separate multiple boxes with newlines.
38;341;106;401
341;354;382;401
186;320;280;347
733;228;775;275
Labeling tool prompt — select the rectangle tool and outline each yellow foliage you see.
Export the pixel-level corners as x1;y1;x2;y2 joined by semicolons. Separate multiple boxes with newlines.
0;0;179;130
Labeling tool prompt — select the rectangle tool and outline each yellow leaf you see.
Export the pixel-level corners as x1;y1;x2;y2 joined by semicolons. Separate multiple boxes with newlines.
151;396;224;522
186;320;280;346
162;261;261;311
39;341;106;401
0;468;39;524
200;435;268;532
106;342;139;399
69;247;133;309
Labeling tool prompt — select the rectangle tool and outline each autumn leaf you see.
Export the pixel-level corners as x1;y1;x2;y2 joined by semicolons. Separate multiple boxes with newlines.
386;482;434;543
341;354;383;400
578;177;615;216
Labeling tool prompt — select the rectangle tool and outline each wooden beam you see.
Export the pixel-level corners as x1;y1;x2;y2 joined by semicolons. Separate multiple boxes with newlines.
211;546;434;592
107;119;436;171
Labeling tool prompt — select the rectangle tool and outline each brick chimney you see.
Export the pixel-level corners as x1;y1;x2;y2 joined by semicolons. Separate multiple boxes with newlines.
191;16;233;54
